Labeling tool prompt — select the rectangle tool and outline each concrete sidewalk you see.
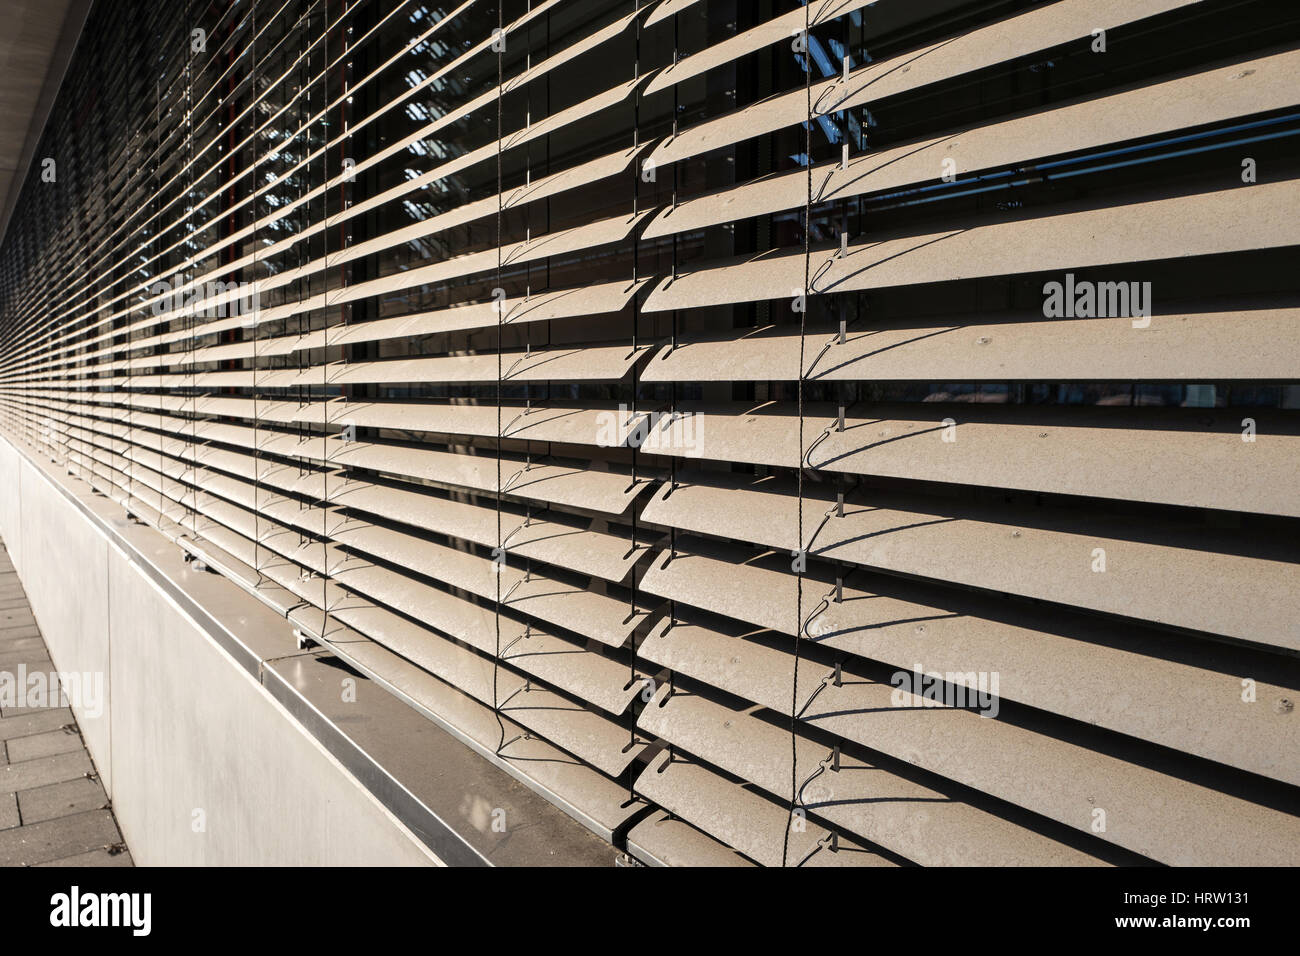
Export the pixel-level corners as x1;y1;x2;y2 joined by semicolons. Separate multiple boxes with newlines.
0;541;131;866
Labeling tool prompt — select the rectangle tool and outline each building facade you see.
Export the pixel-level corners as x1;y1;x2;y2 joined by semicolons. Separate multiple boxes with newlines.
0;0;1297;865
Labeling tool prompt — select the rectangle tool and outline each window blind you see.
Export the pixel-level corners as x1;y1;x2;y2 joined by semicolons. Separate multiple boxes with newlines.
1;0;1298;866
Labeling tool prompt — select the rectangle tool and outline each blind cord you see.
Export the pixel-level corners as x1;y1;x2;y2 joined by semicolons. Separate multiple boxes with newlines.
629;0;641;758
492;1;508;756
251;0;262;582
782;0;814;871
318;0;333;631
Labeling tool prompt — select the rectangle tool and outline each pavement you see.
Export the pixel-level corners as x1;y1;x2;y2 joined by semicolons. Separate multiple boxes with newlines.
0;540;131;866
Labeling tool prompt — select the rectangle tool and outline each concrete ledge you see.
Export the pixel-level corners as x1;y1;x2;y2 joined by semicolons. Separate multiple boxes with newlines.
0;436;614;866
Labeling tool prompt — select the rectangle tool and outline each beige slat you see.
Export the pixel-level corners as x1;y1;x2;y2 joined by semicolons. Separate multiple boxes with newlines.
632;400;1300;517
625;810;755;867
643;47;1300;238
644;180;1300;312
642;305;1300;383
639;609;1300;865
639;473;1300;649
640;683;1107;865
635;748;896;868
643;0;878;97
641;536;1300;785
648;0;1199;167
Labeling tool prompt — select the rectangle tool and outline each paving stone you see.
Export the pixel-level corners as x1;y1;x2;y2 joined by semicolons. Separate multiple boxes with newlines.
0;708;72;741
6;727;82;763
0;809;121;866
35;847;133;867
18;776;107;825
0;750;91;794
0;628;42;648
0;545;130;867
0;678;69;714
0;650;52;671
0;792;16;830
0;627;42;646
0;645;50;667
0;610;37;630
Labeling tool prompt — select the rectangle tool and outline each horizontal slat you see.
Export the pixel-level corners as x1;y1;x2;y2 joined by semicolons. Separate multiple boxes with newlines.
638;608;1300;865
642;305;1300;383
316;476;646;582
644;47;1300;238
648;0;1199;167
644;0;700;28
319;342;649;386
634;747;896;868
643;0;878;98
328;439;646;515
640;473;1300;649
641;536;1300;785
644;180;1300;311
624;810;755;867
328;522;648;649
640;681;1107;865
630;400;1300;517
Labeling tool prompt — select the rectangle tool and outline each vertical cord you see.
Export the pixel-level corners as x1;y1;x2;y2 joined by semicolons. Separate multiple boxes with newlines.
628;0;642;777
544;9;551;437
319;0;338;626
122;49;137;512
522;0;535;679
666;4;679;714
187;0;199;540
251;0;262;581
313;0;329;620
629;4;639;657
492;1;508;755
295;7;307;571
782;0;813;870
155;68;164;523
